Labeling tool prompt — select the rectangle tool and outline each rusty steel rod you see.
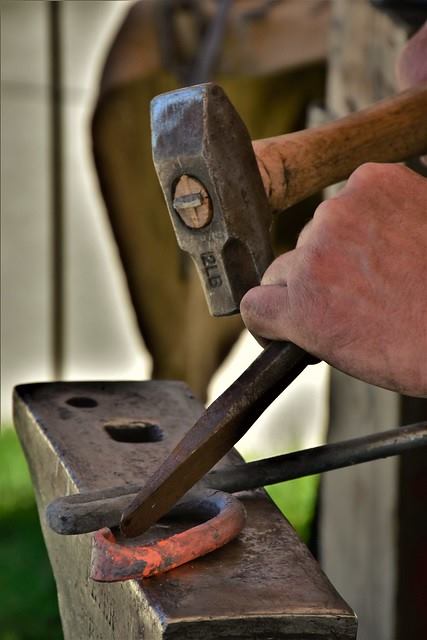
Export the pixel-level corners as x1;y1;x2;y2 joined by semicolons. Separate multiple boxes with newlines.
208;421;427;492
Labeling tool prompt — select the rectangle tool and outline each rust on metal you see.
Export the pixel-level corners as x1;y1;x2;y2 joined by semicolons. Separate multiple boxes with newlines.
91;490;246;582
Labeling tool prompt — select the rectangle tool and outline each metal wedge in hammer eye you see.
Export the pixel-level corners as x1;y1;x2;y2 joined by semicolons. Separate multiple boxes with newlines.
172;175;213;229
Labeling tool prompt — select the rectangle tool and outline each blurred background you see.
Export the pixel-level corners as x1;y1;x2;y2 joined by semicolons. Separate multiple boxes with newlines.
1;3;329;638
2;2;426;640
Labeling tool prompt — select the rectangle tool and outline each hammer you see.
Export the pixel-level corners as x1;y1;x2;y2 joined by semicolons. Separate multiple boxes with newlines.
121;82;427;537
151;82;427;317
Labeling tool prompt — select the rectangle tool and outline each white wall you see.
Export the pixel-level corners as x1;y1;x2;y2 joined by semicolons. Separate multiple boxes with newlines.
1;1;51;423
1;1;150;423
1;2;328;467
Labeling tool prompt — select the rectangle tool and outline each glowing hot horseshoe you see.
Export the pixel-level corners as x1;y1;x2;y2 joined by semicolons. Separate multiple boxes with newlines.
90;489;246;582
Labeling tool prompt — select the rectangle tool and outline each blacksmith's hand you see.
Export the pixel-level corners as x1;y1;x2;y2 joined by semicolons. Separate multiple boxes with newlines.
241;163;427;397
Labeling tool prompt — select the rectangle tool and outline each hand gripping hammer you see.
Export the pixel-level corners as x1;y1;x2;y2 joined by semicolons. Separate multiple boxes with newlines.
151;82;427;317
120;82;427;538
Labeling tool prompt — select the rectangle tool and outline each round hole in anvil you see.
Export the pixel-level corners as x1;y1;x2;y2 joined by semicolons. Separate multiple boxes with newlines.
66;396;98;408
104;421;163;443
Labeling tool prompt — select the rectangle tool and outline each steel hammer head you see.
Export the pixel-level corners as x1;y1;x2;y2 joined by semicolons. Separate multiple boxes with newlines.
151;83;273;317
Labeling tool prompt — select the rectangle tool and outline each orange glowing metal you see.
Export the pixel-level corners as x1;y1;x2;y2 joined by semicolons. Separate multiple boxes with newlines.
90;490;246;582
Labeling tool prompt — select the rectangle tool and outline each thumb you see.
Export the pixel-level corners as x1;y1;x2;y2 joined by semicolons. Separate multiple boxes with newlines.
240;284;294;342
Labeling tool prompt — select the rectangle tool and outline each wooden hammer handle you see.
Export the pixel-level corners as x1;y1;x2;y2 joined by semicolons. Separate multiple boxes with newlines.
253;83;427;213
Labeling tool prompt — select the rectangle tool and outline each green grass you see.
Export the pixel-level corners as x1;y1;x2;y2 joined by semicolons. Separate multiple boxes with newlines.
0;427;62;640
266;476;319;543
241;448;319;543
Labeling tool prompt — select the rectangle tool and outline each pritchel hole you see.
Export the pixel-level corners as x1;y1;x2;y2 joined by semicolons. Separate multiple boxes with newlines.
66;396;98;408
104;421;163;443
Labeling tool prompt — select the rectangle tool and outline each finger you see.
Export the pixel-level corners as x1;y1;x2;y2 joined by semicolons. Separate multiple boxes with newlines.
240;284;294;342
296;219;314;247
261;249;296;286
296;196;343;249
250;332;270;349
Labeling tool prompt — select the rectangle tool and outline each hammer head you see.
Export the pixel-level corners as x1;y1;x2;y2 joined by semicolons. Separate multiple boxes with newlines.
151;83;273;317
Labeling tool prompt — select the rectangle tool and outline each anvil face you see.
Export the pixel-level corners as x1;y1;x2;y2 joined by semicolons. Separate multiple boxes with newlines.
13;380;356;639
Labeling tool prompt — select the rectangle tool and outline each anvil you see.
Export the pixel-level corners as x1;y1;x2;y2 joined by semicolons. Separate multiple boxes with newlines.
14;380;357;640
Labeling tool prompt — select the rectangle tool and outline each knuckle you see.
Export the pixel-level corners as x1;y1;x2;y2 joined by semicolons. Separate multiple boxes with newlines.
348;162;408;188
314;198;337;218
312;199;339;229
296;220;313;246
312;198;343;238
350;162;383;183
314;196;343;220
382;162;418;183
261;253;288;285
